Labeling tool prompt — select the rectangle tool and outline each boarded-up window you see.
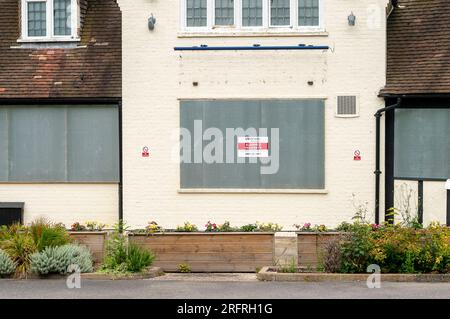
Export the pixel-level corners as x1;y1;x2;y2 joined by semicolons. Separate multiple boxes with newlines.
395;108;450;180
180;100;325;189
0;105;119;182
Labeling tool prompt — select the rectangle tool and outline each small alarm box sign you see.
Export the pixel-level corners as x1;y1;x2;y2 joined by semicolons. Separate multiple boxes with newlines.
142;146;150;157
354;150;361;161
237;136;269;158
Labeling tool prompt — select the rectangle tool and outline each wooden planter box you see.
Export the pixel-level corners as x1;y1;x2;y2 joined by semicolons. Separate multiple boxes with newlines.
129;232;275;272
297;232;343;268
69;231;107;264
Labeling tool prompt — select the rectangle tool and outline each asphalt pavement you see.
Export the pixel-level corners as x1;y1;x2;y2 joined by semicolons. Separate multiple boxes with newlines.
0;273;449;299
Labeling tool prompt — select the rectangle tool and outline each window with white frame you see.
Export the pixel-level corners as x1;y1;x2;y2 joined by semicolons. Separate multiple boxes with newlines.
21;0;79;41
182;0;323;31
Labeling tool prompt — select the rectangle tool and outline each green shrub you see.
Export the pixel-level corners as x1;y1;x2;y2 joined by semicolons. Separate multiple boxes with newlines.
323;222;450;274
126;244;155;272
30;244;93;275
29;218;70;251
101;222;155;274
178;263;191;273
0;249;16;277
239;224;258;232
340;223;374;273
0;224;36;278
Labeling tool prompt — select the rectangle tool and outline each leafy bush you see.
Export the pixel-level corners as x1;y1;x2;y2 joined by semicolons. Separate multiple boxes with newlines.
101;222;155;273
30;218;70;251
239;224;258;232
178;263;191;273
126;244;155;272
340;223;374;273
0;249;16;277
323;222;450;274
0;224;36;277
30;244;93;275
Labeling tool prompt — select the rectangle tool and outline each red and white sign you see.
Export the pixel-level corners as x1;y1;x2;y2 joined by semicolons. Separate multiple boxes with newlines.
353;150;361;161
237;136;269;158
142;146;150;157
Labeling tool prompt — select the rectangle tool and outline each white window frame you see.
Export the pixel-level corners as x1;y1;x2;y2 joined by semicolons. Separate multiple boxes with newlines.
20;0;79;42
180;0;325;33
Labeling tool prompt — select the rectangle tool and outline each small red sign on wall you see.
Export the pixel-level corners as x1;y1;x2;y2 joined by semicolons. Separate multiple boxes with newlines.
354;150;361;161
142;146;150;157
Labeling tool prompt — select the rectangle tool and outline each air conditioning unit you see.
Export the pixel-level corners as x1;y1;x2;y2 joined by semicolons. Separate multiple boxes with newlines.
335;95;359;118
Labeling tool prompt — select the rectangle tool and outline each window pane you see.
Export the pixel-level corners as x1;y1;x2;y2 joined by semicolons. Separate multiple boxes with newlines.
28;1;46;37
215;0;234;25
67;106;119;182
270;0;290;26
54;0;72;36
395;109;450;179
242;0;262;26
180;100;325;189
299;0;319;26
8;107;66;181
186;0;207;27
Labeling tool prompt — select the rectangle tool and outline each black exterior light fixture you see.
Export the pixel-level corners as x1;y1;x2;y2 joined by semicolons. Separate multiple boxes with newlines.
348;12;356;26
148;14;156;30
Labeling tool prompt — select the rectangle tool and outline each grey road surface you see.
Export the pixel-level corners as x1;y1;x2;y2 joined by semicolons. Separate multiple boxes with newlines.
0;273;449;299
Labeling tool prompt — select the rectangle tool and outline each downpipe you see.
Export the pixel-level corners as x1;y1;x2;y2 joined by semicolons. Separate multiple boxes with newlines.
374;98;401;224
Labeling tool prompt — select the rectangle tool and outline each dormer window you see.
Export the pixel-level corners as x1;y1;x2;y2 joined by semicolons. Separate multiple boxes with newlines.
20;0;79;41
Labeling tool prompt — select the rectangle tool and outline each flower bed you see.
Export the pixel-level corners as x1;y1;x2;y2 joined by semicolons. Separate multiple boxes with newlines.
128;232;275;272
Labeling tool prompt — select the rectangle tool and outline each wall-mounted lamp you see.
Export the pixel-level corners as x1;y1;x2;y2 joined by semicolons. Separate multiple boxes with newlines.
348;12;356;26
148;14;156;30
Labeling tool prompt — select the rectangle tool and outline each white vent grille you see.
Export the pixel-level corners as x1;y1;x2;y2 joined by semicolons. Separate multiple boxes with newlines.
336;95;358;117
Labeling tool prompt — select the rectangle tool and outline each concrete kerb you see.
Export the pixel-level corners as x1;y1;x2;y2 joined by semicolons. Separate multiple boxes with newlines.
257;266;450;282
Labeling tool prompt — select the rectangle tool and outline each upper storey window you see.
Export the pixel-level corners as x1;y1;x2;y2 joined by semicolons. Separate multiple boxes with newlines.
182;0;323;32
20;0;79;41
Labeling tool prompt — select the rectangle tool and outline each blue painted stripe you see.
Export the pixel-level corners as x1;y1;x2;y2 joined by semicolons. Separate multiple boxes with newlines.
174;44;329;51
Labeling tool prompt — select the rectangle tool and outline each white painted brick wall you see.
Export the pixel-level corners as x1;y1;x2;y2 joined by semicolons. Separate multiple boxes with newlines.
0;184;118;227
118;0;392;229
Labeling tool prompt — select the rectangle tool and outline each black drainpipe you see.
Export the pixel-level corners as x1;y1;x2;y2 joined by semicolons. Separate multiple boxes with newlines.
118;100;124;232
374;97;401;224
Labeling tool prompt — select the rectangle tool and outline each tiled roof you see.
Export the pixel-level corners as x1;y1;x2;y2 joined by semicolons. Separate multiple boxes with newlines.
381;0;450;96
0;0;121;100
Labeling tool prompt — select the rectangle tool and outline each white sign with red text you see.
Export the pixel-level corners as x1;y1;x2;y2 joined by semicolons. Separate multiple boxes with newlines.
237;136;269;158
